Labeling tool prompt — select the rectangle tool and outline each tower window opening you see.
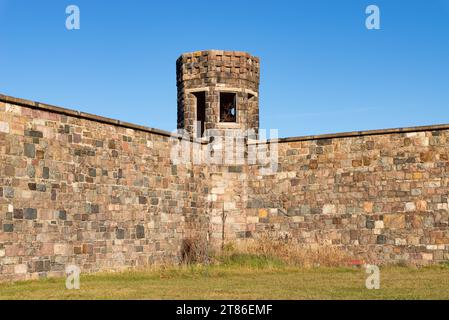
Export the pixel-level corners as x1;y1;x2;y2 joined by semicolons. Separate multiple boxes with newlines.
193;92;206;137
220;92;237;123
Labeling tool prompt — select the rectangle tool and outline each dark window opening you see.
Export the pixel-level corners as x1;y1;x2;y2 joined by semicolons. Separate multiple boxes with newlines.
194;92;206;137
220;92;237;122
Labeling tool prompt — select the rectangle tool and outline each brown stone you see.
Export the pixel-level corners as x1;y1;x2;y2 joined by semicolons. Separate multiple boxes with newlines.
383;214;406;229
416;200;427;212
363;202;373;213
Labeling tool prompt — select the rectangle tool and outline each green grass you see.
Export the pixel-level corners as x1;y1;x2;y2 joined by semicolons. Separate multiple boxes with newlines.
1;256;449;300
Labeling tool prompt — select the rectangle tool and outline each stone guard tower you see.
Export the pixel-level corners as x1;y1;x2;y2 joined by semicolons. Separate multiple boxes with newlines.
177;50;260;137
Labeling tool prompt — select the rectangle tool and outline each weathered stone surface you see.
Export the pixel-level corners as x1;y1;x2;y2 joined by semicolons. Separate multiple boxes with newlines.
24;143;35;158
24;208;37;220
13;209;23;219
1;53;449;282
116;229;125;240
136;225;145;239
3;224;14;232
0;121;10;133
323;204;336;215
383;214;405;229
58;210;67;220
14;264;27;275
4;187;14;198
177;50;260;135
42;167;50;179
54;244;71;256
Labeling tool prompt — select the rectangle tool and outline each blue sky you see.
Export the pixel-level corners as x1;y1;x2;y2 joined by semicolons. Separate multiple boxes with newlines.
0;0;448;138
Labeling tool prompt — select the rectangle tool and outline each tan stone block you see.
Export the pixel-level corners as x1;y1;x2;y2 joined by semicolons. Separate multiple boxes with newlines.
383;214;405;229
411;215;423;228
413;172;423;180
246;216;259;224
405;202;416;212
422;253;433;261
420;151;433;162
258;209;267;218
0;121;10;133
224;202;236;210
416;200;427;211
407;236;420;245
39;243;54;256
6;245;25;256
14;264;27;274
363;202;373;213
54;244;72;256
211;216;222;224
323;204;336;214
374;221;384;229
415;137;429;147
352;160;362;167
5;103;21;114
211;187;224;194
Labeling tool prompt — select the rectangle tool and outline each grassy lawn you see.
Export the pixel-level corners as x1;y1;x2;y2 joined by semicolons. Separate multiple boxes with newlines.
1;256;449;300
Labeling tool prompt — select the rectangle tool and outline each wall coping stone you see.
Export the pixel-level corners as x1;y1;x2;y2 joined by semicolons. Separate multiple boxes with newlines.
2;93;449;145
273;124;449;144
0;93;201;143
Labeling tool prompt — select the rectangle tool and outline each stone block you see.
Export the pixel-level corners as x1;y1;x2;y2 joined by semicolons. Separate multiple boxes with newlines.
24;143;35;158
54;244;71;255
3;224;14;232
363;202;373;213
139;196;147;204
416;200;427;211
4;187;14;198
58;210;67;220
24;208;37;220
422;253;433;261
292;216;304;223
323;204;336;214
136;225;145;239
43;167;50;179
116;229;125;239
247;216;259;224
0;121;10;133
405;202;416;212
258;209;268;218
383;214;405;229
224;202;235;210
366;219;375;229
34;260;51;272
13;209;23;219
39;243;54;256
374;221;384;229
14;264;27;274
376;235;387;244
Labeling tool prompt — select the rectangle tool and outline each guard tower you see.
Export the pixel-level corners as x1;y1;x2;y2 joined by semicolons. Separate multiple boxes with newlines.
177;50;260;137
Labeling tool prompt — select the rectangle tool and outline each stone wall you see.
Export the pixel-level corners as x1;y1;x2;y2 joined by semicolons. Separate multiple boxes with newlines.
240;129;449;265
2;93;449;281
0;96;205;281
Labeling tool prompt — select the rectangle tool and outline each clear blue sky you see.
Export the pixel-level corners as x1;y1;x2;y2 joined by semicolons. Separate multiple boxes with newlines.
1;0;448;137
